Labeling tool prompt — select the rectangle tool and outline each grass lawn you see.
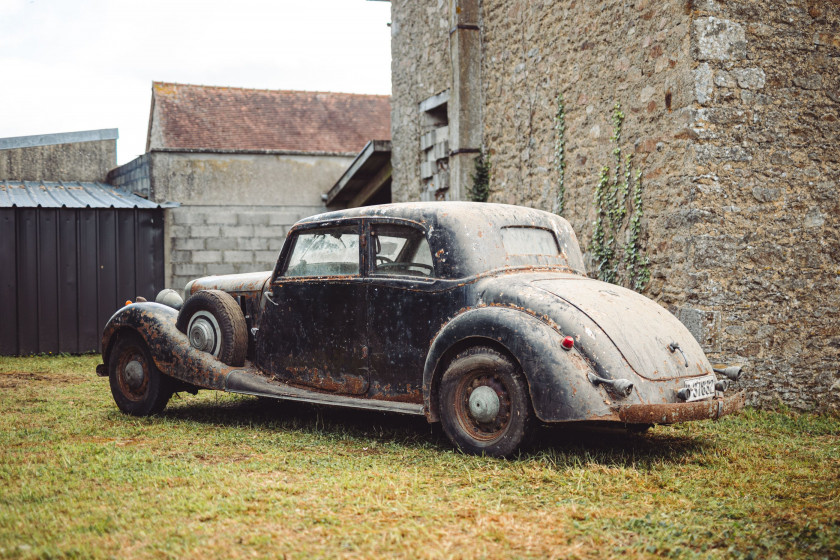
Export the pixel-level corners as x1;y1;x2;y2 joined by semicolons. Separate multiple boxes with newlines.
0;354;838;559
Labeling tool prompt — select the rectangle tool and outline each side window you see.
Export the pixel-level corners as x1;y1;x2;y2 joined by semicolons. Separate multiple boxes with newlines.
371;224;435;278
282;225;360;277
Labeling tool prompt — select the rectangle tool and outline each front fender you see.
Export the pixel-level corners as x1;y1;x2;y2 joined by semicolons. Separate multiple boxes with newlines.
422;306;619;423
101;302;242;390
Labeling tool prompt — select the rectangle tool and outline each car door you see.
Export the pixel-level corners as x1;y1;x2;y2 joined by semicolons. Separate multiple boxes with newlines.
364;220;461;403
255;221;369;395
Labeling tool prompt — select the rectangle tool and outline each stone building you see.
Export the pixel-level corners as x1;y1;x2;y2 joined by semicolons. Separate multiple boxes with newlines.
389;0;839;410
109;82;391;289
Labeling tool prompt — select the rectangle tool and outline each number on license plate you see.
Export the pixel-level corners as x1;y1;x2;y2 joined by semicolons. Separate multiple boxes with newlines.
683;374;716;402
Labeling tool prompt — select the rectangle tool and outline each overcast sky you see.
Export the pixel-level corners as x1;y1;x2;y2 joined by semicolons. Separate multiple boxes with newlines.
1;0;392;165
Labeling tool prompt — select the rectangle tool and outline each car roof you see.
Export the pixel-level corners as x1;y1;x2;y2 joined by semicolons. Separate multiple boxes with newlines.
294;202;585;279
299;201;560;229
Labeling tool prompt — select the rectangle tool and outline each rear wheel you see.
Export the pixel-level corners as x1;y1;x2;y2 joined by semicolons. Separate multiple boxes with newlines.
176;290;247;366
108;333;172;416
439;346;534;457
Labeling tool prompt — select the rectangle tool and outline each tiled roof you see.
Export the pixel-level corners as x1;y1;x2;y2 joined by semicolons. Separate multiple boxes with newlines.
148;82;391;155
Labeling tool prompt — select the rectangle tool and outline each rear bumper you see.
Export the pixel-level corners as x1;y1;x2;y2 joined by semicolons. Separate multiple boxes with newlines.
615;391;745;424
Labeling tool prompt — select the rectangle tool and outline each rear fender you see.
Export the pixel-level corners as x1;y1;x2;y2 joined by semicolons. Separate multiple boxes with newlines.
423;306;618;423
102;302;243;390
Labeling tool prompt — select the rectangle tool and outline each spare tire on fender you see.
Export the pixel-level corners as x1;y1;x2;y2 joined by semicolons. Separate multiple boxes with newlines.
176;290;248;366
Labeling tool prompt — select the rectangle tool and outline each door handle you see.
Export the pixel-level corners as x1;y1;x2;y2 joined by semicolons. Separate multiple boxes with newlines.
264;290;278;306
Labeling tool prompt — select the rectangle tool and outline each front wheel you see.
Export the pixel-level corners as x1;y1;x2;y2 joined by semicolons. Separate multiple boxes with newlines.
108;333;172;416
439;346;534;457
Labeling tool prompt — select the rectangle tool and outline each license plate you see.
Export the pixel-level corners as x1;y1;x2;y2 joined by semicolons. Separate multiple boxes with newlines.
683;374;716;402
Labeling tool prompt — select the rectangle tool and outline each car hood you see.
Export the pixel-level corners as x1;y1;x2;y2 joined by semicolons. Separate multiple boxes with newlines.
185;271;272;299
529;276;712;380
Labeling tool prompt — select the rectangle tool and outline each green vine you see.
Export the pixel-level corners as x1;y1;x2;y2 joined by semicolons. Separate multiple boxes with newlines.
589;102;650;291
468;148;491;202
554;93;567;215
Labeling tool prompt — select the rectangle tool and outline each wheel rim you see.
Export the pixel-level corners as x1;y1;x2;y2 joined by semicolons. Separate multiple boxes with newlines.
454;371;512;442
187;310;221;356
116;347;150;401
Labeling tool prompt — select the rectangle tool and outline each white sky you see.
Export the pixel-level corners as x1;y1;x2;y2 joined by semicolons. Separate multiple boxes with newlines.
0;0;392;165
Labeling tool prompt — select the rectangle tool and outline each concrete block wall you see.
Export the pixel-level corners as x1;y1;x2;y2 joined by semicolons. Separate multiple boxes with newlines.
106;150;350;292
166;204;324;290
106;154;151;198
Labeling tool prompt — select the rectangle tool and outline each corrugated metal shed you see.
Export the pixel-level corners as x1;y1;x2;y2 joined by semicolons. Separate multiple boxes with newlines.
0;180;174;209
0;181;173;355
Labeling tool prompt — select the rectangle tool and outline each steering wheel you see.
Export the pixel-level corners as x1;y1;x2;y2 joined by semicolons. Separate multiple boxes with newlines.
406;263;434;274
375;261;434;276
376;255;394;265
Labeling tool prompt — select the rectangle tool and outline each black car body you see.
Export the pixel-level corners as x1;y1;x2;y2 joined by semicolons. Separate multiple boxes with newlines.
99;202;744;456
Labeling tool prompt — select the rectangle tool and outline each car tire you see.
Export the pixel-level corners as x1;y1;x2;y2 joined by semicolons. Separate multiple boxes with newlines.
108;332;173;416
176;290;248;366
439;346;534;458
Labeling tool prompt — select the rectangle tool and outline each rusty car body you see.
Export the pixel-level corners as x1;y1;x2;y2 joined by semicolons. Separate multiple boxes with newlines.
98;202;744;457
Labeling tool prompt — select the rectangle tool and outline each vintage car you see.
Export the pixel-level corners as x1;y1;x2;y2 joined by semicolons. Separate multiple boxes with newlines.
98;202;744;457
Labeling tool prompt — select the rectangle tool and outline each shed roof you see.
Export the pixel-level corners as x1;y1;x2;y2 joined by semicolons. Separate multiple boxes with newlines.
148;82;391;155
0;181;176;209
326;140;392;206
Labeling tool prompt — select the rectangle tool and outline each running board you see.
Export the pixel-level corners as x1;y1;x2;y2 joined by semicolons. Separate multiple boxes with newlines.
224;369;425;416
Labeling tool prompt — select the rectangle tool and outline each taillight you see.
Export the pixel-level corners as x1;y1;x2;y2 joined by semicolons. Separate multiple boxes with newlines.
561;336;574;351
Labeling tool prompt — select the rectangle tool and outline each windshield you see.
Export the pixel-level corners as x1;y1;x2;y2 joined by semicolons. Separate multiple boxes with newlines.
283;226;360;277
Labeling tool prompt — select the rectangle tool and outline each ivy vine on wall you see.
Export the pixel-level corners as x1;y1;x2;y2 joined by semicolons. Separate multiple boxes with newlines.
554;93;567;215
590;102;650;292
468;148;491;202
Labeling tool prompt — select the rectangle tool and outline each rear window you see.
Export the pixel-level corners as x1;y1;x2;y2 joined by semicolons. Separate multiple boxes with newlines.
500;227;560;256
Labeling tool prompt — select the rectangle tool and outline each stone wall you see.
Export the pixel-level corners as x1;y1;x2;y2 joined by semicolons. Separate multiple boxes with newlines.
481;0;698;302
390;0;454;202
389;0;840;410
683;0;840;409
0;137;116;182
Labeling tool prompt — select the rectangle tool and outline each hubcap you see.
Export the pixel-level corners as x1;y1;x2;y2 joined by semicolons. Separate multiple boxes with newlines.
455;373;512;442
116;347;150;401
186;310;221;356
124;359;145;389
188;319;216;352
468;386;500;423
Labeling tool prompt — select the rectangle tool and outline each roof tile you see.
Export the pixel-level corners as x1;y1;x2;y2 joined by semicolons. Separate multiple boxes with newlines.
149;82;391;154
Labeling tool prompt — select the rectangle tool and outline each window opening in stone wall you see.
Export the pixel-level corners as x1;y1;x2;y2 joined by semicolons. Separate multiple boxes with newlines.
418;90;450;201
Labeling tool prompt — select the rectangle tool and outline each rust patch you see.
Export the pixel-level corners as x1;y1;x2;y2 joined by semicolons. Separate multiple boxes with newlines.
279;366;368;396
367;383;423;404
616;391;745;424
